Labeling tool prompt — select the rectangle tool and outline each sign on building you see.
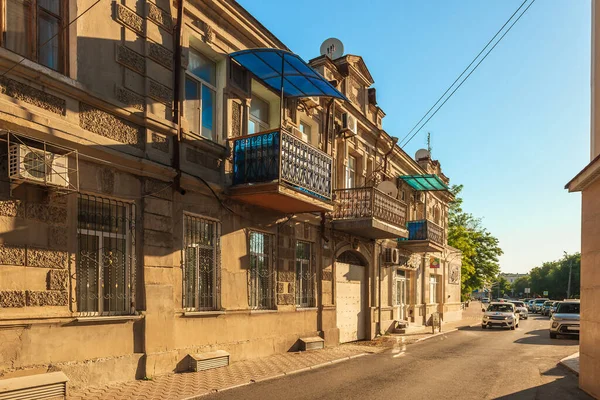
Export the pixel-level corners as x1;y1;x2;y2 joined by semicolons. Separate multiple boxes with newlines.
543;290;549;296
524;288;530;294
430;256;440;269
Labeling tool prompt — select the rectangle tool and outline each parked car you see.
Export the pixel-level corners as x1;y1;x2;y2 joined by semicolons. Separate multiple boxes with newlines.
482;297;490;304
549;301;559;317
527;300;536;312
541;300;554;316
510;301;528;320
532;298;549;314
482;302;519;330
550;301;580;339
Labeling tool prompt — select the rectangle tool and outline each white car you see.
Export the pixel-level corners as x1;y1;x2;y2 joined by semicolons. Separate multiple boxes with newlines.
510;301;528;320
482;302;519;330
550;301;580;339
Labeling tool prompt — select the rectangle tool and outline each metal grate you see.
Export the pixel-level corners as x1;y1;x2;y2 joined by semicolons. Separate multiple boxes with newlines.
295;241;315;307
333;187;407;227
77;194;136;315
183;214;221;311
406;219;444;245
248;231;275;309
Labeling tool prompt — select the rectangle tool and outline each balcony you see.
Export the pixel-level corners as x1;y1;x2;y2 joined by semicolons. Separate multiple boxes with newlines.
332;187;408;239
229;129;333;213
398;219;445;253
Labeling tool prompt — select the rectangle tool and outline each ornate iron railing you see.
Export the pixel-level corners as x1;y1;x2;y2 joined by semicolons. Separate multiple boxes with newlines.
333;187;407;228
406;219;444;246
231;129;332;201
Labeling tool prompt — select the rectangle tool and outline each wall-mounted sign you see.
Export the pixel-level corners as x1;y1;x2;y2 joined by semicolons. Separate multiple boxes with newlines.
449;264;460;284
543;290;548;296
430;256;440;269
524;288;530;294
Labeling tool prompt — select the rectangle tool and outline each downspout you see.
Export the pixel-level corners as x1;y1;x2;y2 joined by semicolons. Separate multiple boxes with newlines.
377;241;382;336
172;0;184;193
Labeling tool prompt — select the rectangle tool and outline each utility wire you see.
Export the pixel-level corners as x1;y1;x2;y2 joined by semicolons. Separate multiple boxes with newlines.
397;0;529;146
400;0;536;148
1;0;103;78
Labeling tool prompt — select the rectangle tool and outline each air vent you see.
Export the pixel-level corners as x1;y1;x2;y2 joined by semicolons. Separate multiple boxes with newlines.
189;350;230;372
0;371;68;400
299;336;324;351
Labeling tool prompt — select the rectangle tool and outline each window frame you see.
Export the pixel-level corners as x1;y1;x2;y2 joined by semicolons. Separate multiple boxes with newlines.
295;240;314;308
248;94;270;134
0;0;68;73
298;120;312;143
76;194;136;316
182;213;221;311
429;275;439;304
346;155;357;188
248;230;275;310
184;48;218;142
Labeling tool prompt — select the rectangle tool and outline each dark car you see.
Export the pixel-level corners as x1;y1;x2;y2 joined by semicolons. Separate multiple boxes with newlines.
541;300;554;316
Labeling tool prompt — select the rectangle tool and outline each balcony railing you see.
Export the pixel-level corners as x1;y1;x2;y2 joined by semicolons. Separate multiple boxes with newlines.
406;219;444;246
333;187;407;227
231;129;333;201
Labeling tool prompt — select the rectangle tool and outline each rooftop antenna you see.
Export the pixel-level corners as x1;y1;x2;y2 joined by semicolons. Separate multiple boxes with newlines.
427;132;432;158
320;38;344;60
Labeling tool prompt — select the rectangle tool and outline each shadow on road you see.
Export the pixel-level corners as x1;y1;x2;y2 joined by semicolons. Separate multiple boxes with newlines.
458;326;512;332
494;366;591;400
514;329;579;346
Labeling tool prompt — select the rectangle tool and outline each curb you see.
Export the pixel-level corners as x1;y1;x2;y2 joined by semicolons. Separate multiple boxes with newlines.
559;360;580;376
181;352;370;399
559;352;580;377
414;322;480;343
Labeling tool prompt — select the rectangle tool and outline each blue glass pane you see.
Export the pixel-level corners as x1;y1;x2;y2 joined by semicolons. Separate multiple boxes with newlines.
253;51;284;74
201;85;215;141
189;50;216;85
309;78;336;96
286;75;321;96
285;55;318;77
234;53;278;80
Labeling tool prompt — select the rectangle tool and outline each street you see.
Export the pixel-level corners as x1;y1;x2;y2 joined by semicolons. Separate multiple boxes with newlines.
207;312;588;400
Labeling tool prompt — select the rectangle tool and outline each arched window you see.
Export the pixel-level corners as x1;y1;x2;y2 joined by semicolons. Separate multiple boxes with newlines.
336;250;367;266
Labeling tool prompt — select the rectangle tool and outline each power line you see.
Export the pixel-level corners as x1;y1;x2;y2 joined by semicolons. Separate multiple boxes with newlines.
398;0;529;146
400;0;536;148
1;0;103;78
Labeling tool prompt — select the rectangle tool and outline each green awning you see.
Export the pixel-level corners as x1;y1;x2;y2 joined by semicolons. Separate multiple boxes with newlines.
399;174;449;191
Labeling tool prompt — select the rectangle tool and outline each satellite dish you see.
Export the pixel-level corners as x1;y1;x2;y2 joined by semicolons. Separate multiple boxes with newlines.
377;181;398;198
415;149;430;161
320;38;344;60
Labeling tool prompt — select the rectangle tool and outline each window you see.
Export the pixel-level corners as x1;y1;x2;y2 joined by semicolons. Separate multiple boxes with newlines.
298;121;311;143
295;241;314;307
183;214;220;310
429;275;439;304
248;95;270;134
185;49;217;141
3;0;65;72
346;155;356;188
248;231;275;309
77;195;135;315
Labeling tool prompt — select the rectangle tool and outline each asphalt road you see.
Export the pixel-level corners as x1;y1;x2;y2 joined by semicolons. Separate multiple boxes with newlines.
206;312;589;400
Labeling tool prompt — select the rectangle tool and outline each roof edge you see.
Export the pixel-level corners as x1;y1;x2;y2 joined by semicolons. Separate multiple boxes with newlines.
565;153;600;192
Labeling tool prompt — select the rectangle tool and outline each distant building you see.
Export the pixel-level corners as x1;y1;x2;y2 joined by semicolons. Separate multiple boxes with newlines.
500;273;528;284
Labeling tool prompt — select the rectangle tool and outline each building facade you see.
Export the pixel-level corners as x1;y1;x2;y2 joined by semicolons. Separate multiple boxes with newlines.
0;0;461;390
566;1;600;397
499;273;528;285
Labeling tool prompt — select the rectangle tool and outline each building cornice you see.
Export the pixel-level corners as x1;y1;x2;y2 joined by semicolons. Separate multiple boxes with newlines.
565;153;600;192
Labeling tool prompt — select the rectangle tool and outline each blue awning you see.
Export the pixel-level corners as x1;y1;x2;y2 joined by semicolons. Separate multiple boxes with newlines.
400;174;449;191
230;48;348;101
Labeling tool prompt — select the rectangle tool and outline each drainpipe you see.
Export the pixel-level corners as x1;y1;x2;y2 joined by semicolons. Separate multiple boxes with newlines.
172;0;184;193
377;241;382;336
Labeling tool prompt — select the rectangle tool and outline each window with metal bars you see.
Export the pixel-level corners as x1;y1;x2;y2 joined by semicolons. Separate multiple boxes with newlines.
295;241;315;307
183;214;220;310
248;230;275;309
77;194;135;315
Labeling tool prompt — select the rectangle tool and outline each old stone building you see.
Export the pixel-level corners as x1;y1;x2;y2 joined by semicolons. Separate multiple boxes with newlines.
0;0;461;392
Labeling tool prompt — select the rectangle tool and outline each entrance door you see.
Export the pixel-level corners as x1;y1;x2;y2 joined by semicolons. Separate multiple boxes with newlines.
396;278;407;321
336;262;367;343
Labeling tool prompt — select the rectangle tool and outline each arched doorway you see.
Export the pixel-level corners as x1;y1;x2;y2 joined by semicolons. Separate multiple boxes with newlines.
336;250;368;343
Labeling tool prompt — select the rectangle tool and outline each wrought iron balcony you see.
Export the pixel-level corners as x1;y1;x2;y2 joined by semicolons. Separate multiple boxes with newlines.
398;219;445;253
229;129;333;213
332;187;408;239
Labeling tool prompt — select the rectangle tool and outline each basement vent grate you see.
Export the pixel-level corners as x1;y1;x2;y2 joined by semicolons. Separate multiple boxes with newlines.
0;372;68;400
299;336;324;351
189;350;230;372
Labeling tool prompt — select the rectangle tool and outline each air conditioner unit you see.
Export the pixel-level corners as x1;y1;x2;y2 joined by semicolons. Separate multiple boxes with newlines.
9;144;69;187
384;247;400;264
341;112;357;135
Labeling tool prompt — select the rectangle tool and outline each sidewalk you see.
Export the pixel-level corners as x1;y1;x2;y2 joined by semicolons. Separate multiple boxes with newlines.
68;344;382;400
559;352;580;376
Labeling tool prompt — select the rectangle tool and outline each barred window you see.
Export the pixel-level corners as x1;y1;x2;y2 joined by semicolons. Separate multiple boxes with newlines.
248;231;275;309
77;195;135;315
295;241;315;307
183;214;220;310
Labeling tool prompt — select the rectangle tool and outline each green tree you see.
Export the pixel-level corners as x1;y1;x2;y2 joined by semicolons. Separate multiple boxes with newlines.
512;275;531;297
447;185;503;299
491;276;512;298
528;253;580;299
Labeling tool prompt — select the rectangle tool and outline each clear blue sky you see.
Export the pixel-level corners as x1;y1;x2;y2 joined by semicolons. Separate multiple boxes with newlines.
237;0;590;274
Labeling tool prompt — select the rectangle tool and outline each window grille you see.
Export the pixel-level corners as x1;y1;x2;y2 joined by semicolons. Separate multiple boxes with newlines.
248;231;275;309
295;241;315;307
77;194;135;315
183;214;220;310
